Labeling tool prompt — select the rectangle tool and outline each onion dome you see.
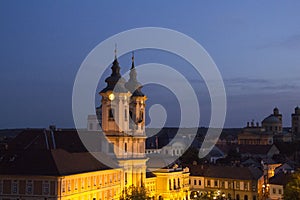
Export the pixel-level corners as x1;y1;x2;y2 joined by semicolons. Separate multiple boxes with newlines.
100;51;127;93
125;52;145;97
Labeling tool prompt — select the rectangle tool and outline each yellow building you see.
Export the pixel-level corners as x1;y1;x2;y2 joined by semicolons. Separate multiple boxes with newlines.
188;165;263;200
0;149;123;200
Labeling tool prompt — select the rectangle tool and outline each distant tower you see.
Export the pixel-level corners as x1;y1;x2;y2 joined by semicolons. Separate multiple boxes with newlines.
273;107;282;122
99;51;147;188
292;106;300;139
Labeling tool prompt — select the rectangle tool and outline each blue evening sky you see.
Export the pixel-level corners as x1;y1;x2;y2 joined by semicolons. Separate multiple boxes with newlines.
0;1;300;128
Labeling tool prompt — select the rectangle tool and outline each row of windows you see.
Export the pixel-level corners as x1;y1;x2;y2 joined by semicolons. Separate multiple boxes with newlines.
61;173;121;193
0;180;50;195
272;187;282;195
168;178;182;190
190;178;255;191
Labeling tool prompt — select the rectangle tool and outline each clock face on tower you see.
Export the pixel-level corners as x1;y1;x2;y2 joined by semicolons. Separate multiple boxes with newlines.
108;93;115;101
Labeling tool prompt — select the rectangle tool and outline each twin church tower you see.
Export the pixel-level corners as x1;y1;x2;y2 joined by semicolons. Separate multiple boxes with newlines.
97;51;148;187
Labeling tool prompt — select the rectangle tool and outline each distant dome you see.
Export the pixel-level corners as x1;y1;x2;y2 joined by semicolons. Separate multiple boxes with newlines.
262;115;280;124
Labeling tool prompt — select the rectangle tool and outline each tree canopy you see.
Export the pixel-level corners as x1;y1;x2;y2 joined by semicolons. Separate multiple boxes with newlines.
284;171;300;200
120;185;151;200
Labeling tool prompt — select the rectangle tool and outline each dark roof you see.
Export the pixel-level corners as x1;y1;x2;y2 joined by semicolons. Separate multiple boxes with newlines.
262;115;280;124
187;164;263;180
7;129;89;153
269;172;292;186
146;171;156;178
237;145;277;155
0;149;112;176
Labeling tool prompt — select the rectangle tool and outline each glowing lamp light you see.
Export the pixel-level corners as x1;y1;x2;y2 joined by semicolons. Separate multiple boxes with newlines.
108;93;115;101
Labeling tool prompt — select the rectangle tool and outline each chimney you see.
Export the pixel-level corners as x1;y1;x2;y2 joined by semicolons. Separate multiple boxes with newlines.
49;125;56;131
49;125;56;149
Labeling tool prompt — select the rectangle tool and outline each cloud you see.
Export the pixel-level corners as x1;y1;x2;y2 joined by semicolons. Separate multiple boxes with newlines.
257;34;300;50
224;77;300;95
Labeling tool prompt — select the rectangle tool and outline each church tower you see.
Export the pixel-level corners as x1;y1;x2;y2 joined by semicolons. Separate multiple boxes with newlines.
125;52;147;136
292;106;300;140
99;51;147;188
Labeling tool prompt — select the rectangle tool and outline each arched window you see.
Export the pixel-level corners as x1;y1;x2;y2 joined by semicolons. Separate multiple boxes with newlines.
109;108;114;120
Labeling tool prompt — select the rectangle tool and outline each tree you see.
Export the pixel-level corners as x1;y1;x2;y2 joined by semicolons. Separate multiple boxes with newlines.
120;185;151;200
283;171;300;200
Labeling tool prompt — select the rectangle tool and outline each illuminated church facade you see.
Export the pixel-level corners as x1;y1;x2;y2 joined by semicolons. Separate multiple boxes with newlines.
88;52;190;200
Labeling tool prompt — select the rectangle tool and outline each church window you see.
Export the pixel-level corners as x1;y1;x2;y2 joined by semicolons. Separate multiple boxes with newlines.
109;108;114;120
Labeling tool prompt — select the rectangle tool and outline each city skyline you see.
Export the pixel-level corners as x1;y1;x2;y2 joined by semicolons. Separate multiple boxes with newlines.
1;1;300;128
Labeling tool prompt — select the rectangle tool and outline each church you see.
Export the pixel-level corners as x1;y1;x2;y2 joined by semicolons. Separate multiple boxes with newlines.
88;51;191;200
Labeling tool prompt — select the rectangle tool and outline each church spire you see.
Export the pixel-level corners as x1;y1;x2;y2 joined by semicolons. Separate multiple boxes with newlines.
131;51;135;69
114;43;117;60
100;47;127;93
125;52;144;96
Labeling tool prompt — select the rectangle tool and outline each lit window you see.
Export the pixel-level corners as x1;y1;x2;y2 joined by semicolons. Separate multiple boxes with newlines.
68;180;71;191
74;179;78;190
94;176;97;186
243;182;248;191
62;181;65;192
81;178;85;189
